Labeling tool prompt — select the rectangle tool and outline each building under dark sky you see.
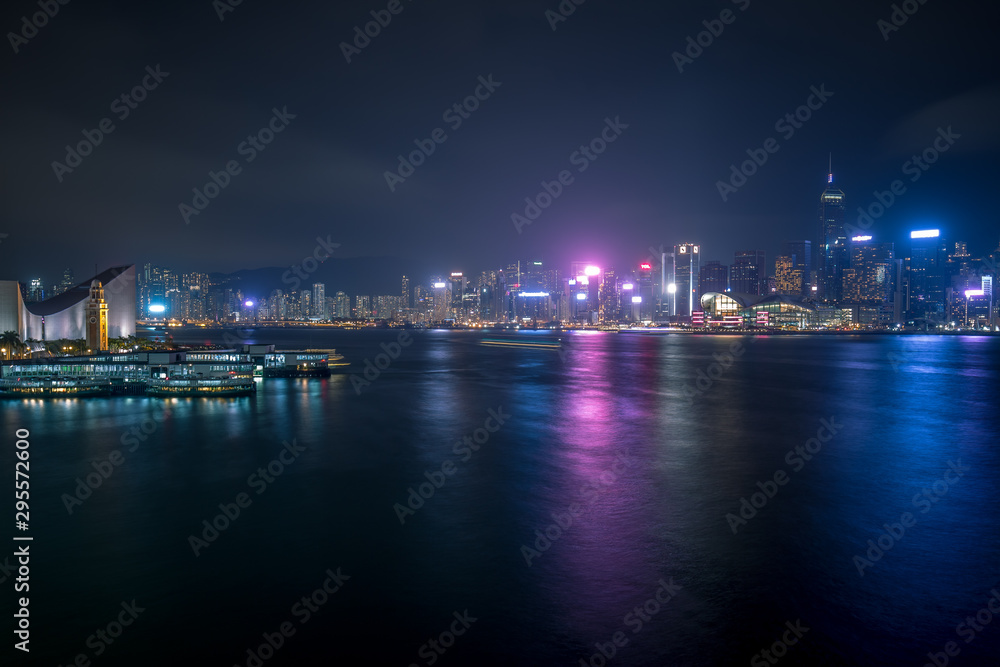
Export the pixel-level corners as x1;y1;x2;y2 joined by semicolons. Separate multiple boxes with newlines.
1;0;997;286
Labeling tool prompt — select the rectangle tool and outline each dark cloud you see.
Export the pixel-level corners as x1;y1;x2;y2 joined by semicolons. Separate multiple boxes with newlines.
1;0;997;287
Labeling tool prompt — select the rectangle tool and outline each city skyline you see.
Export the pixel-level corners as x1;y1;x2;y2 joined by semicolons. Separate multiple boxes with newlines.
10;222;993;331
11;199;999;320
4;2;1000;665
7;197;999;295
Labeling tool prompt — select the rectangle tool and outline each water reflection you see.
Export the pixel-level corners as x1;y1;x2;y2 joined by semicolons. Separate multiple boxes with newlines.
4;331;1000;665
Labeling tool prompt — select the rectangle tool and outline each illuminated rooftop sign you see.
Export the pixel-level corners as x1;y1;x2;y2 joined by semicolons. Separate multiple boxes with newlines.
519;292;549;298
852;235;873;242
433;282;447;289
911;229;940;239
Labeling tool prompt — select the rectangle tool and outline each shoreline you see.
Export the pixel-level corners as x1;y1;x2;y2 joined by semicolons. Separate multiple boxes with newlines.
154;324;1000;337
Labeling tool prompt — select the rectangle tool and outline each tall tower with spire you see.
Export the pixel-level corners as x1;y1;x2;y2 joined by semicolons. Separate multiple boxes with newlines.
85;280;109;352
818;155;846;302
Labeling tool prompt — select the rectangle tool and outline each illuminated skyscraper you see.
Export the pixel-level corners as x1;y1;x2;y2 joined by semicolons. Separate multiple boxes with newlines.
373;295;401;320
334;291;350;319
569;262;602;321
672;244;700;317
846;238;895;304
312;283;326;319
414;285;432;317
659;250;675;318
600;267;619;322
358;295;373;319
907;229;947;319
268;289;286;321
775;256;803;295
182;271;208;321
818;160;847;302
448;272;466;319
505;261;546;322
431;279;450;321
477;271;502;322
27;278;44;303
401;275;410;308
142;265;166;318
781;240;812;296
631;263;651;321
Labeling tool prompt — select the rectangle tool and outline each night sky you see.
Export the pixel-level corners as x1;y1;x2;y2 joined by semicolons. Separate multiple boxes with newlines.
1;0;997;287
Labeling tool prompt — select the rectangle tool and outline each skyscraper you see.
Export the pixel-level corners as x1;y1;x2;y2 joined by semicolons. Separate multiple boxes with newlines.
600;267;619;323
781;240;812;296
658;249;674;319
182;271;208;321
673;244;700;317
448;273;466;320
945;242;977;298
699;260;728;297
373;295;401;320
55;267;75;296
302;290;312;319
142;264;166;318
818;161;847;302
731;250;765;295
334;291;350;319
269;289;286;321
27;278;44;303
569;262;602;321
637;262;653;320
312;283;326;319
401;275;410;308
414;285;432;317
775;256;803;295
355;295;371;319
431;280;450;322
907;229;948;319
477;271;502;322
847;238;895;304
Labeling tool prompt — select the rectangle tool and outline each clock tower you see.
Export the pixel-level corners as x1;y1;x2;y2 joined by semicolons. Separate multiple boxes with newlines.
85;280;108;352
